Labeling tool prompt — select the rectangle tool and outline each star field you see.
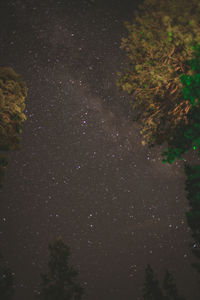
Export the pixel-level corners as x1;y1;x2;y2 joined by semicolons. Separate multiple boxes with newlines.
0;0;200;299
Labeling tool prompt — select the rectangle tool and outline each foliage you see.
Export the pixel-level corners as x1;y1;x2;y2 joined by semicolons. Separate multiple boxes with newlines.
0;67;27;151
163;270;186;300
0;155;8;188
37;237;84;300
117;0;200;146
0;253;15;300
161;43;200;163
143;265;185;300
143;265;164;299
184;164;200;274
0;67;27;187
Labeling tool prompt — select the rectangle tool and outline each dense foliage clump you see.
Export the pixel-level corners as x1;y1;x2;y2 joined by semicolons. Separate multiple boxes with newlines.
0;67;27;187
0;67;27;151
117;0;200;147
162;43;200;163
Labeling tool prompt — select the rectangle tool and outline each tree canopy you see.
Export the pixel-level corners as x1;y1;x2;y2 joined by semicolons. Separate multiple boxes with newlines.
0;67;27;187
161;43;200;163
163;270;186;300
143;265;185;299
37;237;84;300
117;0;200;147
143;265;164;299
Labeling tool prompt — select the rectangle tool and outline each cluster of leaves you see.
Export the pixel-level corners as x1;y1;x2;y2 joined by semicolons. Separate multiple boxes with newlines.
117;0;200;146
0;67;27;187
143;265;185;300
184;164;200;275
162;43;200;163
37;237;84;300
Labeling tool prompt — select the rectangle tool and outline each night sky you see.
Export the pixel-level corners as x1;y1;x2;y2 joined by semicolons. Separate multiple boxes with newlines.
1;0;200;299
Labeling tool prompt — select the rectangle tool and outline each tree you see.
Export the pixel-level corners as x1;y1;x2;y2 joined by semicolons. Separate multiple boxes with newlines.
117;0;200;147
37;237;84;300
161;43;200;163
163;270;186;300
143;265;164;300
0;67;27;187
0;155;8;188
143;265;185;300
0;253;15;300
184;164;200;274
161;105;200;164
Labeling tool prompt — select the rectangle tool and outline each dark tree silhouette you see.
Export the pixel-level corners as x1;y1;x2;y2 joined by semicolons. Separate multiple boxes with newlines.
0;253;15;300
143;265;164;300
0;155;8;188
143;265;185;300
184;164;200;274
163;270;186;300
37;237;84;300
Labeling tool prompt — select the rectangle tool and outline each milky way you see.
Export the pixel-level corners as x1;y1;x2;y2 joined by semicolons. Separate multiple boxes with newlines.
0;1;200;299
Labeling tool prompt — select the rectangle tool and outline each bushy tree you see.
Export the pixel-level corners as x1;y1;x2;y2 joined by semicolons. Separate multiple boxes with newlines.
0;253;15;300
37;237;84;300
117;0;200;147
0;67;27;187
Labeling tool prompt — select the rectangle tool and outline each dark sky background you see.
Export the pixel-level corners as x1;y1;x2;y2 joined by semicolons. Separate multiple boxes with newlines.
0;0;200;299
